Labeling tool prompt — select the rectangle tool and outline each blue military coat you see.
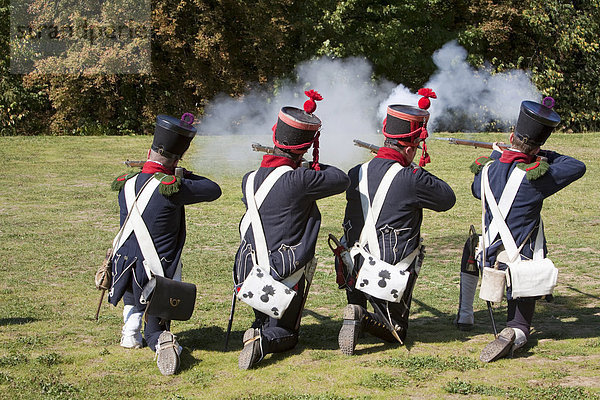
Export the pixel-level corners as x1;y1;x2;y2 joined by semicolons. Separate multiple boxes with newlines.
233;155;350;284
109;171;221;308
343;149;456;271
472;149;586;267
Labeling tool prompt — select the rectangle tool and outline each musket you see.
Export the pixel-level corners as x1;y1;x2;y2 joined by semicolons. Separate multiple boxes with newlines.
251;142;312;167
294;258;318;332
467;226;498;337
224;289;237;351
434;137;548;164
353;139;380;154
251;143;274;154
95;290;105;321
431;137;509;150
94;248;113;321
487;300;498;338
356;137;507;153
124;160;145;167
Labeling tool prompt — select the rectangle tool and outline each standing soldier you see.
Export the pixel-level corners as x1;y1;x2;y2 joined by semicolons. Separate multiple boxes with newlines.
108;114;221;375
233;91;350;369
454;99;586;362
337;90;456;354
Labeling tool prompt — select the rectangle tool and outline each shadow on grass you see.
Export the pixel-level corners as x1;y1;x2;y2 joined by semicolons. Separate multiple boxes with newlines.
0;317;36;326
423;232;468;256
532;295;600;341
175;308;344;355
174;286;600;366
178;347;201;372
564;285;600;300
176;325;234;353
389;293;600;347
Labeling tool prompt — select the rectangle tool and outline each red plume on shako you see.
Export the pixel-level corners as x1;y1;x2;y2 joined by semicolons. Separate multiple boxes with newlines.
303;90;323;114
417;88;437;110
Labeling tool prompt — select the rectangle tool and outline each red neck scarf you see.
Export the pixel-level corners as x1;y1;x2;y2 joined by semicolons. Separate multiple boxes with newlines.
375;146;411;167
260;154;299;169
141;161;175;175
499;149;535;164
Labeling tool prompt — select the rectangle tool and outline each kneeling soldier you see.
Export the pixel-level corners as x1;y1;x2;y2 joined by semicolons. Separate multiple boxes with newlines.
233;91;350;369
108;114;221;375
337;90;455;354
455;99;586;362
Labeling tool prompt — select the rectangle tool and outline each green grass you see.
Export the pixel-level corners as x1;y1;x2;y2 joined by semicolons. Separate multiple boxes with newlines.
0;133;599;399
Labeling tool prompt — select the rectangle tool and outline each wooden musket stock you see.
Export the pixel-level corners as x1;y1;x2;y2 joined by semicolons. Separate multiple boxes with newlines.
124;160;145;168
251;143;274;154
433;137;548;162
431;137;510;150
251;142;311;167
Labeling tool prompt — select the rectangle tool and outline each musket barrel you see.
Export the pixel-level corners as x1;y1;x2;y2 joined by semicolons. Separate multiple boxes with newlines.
353;139;380;153
251;142;274;154
431;137;509;150
250;142;311;165
453;139;494;149
430;137;458;145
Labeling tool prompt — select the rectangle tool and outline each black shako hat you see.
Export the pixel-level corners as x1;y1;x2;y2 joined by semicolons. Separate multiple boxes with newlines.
273;106;321;147
514;99;560;147
382;87;437;167
151;114;197;160
383;105;430;140
271;90;324;170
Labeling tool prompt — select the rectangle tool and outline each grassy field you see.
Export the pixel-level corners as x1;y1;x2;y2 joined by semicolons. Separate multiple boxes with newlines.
0;133;598;400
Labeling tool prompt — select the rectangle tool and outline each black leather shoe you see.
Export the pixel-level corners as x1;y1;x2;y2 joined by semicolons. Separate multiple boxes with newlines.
338;304;365;356
453;316;474;331
480;327;515;363
239;328;262;369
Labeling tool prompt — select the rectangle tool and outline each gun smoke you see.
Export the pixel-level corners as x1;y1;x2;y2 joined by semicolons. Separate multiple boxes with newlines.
193;41;541;172
382;41;542;133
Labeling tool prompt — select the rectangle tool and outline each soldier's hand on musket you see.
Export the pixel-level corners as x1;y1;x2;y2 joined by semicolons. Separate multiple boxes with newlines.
492;142;506;152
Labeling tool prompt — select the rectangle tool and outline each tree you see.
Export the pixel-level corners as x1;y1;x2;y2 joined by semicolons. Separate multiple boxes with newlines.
9;0;326;134
2;0;598;134
458;0;600;131
317;0;465;89
0;0;51;135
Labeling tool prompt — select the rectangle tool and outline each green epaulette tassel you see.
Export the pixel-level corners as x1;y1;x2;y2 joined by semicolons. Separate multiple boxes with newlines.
470;156;493;174
155;173;182;196
111;172;139;191
517;160;550;180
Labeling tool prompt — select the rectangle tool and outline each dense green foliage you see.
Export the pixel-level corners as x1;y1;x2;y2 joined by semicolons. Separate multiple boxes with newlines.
1;0;598;135
0;0;52;135
458;0;600;131
316;0;462;88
